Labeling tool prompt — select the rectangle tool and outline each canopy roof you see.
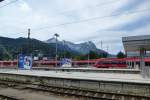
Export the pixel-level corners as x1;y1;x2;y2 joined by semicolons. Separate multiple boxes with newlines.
122;35;150;51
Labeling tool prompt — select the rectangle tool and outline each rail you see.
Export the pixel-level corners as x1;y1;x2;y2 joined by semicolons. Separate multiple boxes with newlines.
0;80;149;100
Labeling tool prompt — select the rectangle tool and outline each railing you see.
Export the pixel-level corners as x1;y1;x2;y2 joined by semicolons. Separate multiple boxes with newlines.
0;58;150;68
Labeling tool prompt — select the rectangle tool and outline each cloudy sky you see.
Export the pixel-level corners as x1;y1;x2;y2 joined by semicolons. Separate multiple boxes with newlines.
0;0;150;54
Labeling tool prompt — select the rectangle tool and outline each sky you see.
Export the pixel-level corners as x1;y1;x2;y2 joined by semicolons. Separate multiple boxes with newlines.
0;0;150;54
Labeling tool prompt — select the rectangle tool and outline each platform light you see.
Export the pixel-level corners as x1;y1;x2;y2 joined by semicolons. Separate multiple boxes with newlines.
54;33;59;67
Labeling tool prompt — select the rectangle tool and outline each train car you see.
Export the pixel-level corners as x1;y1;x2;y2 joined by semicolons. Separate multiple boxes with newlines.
94;58;127;68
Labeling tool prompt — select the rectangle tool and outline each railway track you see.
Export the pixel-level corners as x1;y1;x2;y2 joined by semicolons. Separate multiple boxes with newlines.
0;80;149;100
0;94;22;100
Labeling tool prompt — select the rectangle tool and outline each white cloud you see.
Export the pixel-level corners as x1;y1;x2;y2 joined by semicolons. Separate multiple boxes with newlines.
19;1;32;12
0;0;150;54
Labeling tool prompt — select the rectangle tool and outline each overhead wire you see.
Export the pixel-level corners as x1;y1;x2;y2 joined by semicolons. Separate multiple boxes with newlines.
0;0;121;37
1;0;150;38
30;8;150;34
56;0;120;15
1;7;150;38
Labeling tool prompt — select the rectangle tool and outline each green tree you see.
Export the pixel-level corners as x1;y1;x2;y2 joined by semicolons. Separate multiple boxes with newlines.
73;56;81;60
117;51;126;58
89;51;99;59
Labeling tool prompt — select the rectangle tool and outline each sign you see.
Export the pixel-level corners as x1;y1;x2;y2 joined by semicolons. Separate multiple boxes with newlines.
60;58;72;67
18;54;32;70
18;55;24;69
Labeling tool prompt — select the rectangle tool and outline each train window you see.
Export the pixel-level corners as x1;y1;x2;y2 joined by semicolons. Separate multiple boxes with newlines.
97;60;126;65
98;61;102;64
116;61;126;64
105;61;111;64
103;61;109;64
121;61;126;64
112;61;117;64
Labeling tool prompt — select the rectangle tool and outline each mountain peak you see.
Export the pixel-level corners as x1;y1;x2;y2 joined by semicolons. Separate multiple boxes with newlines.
45;38;106;54
45;38;57;43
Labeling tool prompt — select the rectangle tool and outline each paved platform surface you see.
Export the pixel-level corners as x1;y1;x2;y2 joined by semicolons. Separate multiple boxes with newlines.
34;67;140;71
1;69;150;84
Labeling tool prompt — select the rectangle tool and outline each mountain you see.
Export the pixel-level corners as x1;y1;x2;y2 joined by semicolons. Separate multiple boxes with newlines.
0;36;57;60
45;37;58;43
0;36;108;60
45;38;107;55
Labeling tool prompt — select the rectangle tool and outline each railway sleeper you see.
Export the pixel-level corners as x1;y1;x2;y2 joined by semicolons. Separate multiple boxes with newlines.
0;80;150;100
0;95;22;100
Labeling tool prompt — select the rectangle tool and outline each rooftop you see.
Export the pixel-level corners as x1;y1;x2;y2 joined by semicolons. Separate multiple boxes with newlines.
122;35;150;42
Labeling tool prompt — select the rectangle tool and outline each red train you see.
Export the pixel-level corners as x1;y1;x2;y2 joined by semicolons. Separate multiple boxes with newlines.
1;58;150;69
94;58;127;68
0;59;97;68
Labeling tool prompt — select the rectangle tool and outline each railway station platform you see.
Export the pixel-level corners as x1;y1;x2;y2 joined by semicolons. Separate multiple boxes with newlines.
0;69;149;99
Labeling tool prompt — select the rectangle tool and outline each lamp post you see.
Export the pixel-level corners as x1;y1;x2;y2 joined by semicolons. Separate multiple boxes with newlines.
63;40;66;58
27;28;31;56
87;41;90;67
88;51;90;67
54;33;59;67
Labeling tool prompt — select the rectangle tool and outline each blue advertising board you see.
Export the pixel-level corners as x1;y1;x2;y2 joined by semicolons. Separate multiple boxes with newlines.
18;54;24;69
18;54;32;70
60;58;72;67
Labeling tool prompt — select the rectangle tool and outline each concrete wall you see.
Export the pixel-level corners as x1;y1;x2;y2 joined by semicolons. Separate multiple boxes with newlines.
141;66;150;78
0;73;149;96
32;68;140;74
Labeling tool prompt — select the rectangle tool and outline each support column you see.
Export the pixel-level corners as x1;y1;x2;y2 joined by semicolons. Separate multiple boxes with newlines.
134;61;136;69
130;61;132;69
140;48;145;69
140;48;146;78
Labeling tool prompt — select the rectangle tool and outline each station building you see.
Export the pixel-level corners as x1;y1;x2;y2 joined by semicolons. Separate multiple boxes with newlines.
122;35;150;78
